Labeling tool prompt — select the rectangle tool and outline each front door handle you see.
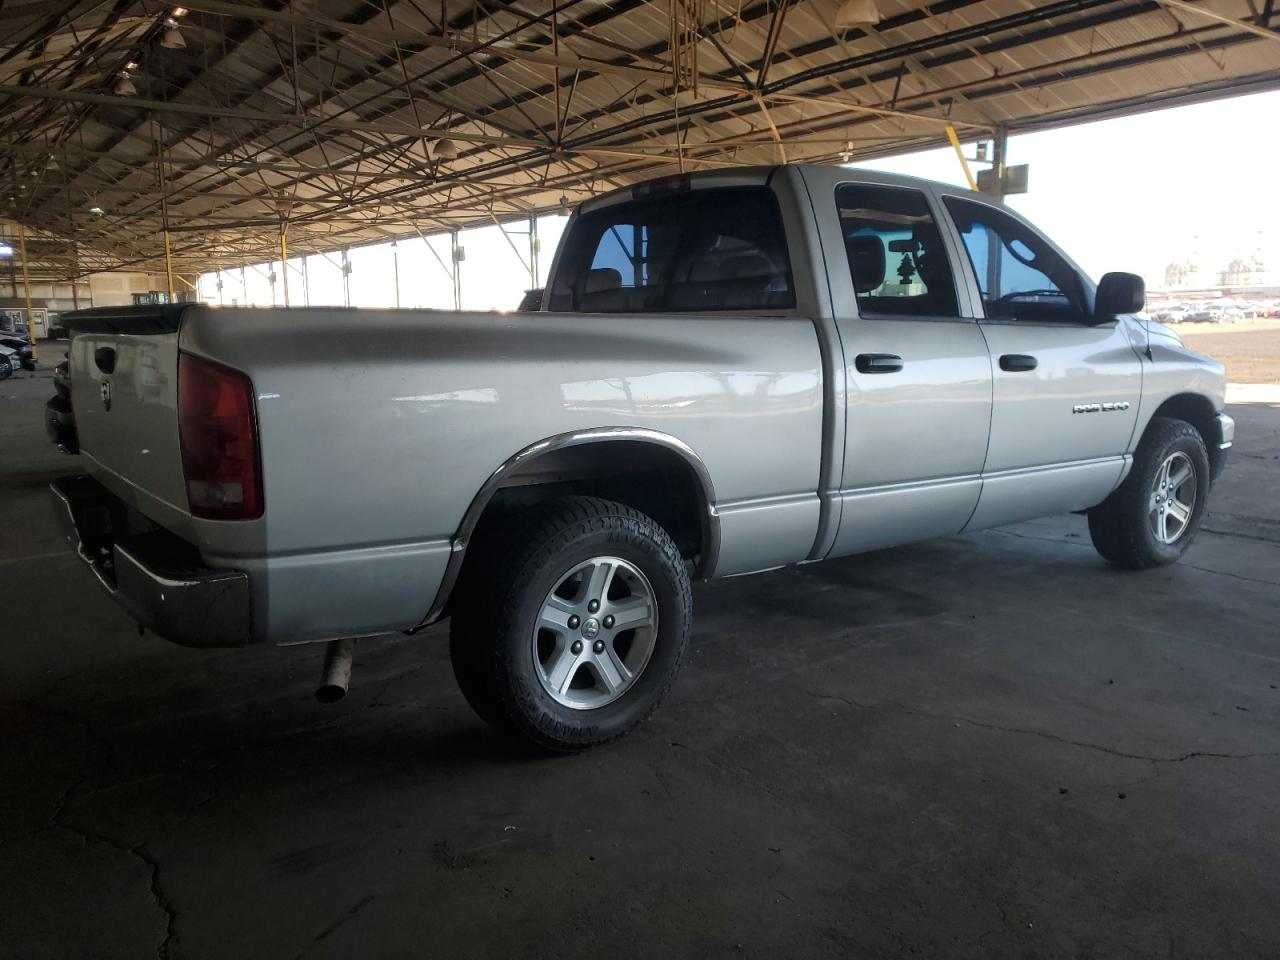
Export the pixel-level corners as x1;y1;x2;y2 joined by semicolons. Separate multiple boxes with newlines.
999;353;1038;372
855;353;904;374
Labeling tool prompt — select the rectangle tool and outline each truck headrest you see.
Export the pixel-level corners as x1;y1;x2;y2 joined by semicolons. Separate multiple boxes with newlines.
846;235;886;293
584;268;622;294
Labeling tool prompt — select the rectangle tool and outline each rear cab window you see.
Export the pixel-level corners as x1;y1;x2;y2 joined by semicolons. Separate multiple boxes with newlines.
835;183;960;319
548;187;795;313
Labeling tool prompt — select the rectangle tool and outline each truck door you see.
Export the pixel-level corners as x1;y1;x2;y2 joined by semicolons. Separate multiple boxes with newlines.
938;195;1142;530
799;170;993;556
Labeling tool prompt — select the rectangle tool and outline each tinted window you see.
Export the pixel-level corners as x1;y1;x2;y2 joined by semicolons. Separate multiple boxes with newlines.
549;187;794;313
943;196;1087;323
835;183;959;318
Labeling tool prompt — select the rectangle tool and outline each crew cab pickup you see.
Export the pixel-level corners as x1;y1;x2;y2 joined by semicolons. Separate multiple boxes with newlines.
49;165;1233;750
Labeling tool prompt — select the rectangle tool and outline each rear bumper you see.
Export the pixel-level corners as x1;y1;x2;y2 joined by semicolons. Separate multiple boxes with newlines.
50;475;251;648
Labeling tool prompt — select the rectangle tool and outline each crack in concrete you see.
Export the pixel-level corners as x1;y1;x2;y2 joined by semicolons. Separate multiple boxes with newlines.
809;692;1279;765
987;527;1280;585
51;819;180;960
13;698;180;960
1176;563;1280;587
1199;525;1280;545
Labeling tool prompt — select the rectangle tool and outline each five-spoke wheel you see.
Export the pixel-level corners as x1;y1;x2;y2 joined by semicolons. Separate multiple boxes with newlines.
449;496;691;751
1089;417;1209;569
1149;451;1196;545
534;556;658;709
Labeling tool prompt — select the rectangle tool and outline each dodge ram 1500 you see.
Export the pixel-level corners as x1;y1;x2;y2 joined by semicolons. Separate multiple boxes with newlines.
49;165;1233;750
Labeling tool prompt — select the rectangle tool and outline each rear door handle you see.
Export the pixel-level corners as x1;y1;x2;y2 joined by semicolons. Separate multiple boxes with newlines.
855;353;903;374
94;346;117;374
999;353;1038;372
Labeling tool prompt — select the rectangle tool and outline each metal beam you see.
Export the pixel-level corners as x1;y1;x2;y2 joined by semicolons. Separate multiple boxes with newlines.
0;82;543;147
176;0;729;91
1155;0;1280;42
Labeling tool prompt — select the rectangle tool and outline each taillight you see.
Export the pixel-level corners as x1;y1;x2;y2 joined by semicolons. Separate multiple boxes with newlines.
178;353;263;520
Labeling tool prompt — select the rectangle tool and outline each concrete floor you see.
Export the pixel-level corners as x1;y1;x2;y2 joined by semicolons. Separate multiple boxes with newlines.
2;364;1278;960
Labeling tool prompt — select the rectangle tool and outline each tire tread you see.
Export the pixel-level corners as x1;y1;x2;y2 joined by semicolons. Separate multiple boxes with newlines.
450;496;691;752
1088;417;1208;569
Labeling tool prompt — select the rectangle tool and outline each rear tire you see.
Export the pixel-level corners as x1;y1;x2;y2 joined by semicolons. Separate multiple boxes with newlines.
449;496;692;752
1088;417;1209;569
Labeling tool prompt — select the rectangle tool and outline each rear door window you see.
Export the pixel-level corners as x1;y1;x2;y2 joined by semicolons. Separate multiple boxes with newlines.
835;183;960;319
548;187;795;312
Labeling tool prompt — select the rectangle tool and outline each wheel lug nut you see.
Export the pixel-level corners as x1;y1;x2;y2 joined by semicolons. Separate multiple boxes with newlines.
587;599;600;613
571;640;583;655
568;615;580;629
593;640;605;654
602;615;615;629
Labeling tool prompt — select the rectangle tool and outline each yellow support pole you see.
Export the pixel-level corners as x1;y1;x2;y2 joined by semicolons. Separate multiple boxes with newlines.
945;125;978;192
163;230;175;302
17;223;38;363
279;227;289;306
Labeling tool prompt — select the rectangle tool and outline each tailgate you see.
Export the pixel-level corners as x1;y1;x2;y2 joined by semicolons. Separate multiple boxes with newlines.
67;306;190;516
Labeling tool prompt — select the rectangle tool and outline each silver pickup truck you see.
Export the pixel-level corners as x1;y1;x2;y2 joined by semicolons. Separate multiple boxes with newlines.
49;164;1233;750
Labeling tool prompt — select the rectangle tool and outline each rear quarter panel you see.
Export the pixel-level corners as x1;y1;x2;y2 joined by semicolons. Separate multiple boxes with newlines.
179;306;823;641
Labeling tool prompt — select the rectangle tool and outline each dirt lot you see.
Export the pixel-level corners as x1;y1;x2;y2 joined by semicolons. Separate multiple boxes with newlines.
1172;317;1280;384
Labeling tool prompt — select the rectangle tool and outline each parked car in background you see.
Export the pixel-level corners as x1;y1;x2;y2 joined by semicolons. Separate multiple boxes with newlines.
0;336;36;370
1185;304;1221;323
0;344;19;380
1221;305;1245;323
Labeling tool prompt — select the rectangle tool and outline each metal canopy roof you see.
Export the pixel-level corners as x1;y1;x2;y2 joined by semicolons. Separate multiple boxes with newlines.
2;0;1278;280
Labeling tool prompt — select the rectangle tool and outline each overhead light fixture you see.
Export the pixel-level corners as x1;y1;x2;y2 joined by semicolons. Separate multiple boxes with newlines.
115;72;137;96
126;60;138;70
88;204;105;217
161;19;186;49
558;195;570;215
433;138;458;161
835;0;881;30
0;243;13;258
171;5;189;16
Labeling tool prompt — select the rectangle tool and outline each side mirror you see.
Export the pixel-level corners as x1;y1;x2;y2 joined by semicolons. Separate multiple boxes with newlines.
846;236;886;293
1095;271;1144;321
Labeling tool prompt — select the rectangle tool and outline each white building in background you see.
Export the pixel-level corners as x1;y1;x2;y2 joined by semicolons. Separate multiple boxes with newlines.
1164;230;1274;290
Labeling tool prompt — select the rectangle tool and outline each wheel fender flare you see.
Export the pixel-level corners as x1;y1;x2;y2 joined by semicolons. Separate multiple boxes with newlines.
412;427;720;630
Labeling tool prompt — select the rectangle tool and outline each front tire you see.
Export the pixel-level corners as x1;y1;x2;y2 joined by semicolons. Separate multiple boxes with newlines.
1088;417;1210;569
449;496;692;751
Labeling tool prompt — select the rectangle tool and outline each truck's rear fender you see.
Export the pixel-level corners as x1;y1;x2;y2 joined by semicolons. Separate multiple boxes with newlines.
426;428;720;627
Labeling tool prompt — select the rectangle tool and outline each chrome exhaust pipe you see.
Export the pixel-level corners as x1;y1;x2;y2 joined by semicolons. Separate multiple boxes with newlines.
315;639;353;703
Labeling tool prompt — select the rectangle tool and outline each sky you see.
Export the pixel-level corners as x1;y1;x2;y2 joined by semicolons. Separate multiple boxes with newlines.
857;89;1280;289
198;88;1280;308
